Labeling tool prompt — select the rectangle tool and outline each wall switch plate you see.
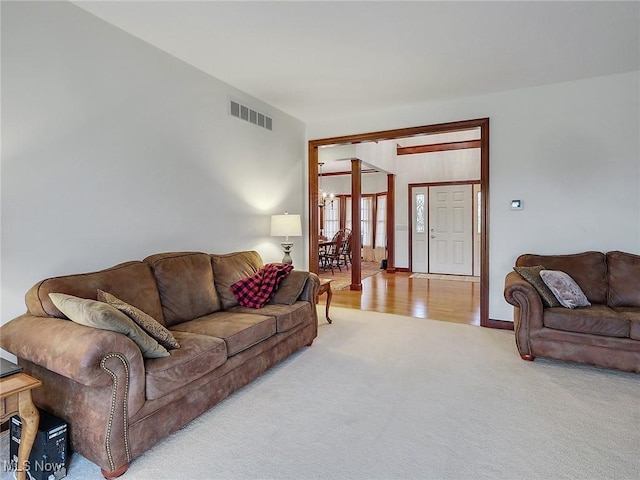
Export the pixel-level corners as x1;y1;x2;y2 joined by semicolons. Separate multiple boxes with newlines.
510;200;523;210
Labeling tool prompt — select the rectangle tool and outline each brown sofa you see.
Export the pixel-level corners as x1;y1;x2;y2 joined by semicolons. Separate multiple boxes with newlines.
504;251;640;373
0;251;320;478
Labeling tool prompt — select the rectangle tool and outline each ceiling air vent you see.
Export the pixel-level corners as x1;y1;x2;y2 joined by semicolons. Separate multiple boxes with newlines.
229;100;273;131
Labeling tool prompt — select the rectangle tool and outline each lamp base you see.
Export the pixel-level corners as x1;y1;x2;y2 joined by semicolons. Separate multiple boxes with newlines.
280;242;293;265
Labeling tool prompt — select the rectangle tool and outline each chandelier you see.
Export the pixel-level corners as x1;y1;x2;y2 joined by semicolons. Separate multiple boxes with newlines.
318;162;335;208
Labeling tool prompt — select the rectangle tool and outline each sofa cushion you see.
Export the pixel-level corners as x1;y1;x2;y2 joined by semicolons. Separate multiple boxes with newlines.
145;331;227;401
228;301;312;333
516;252;607;304
170;311;276;356
144;252;221;327
97;290;180;349
48;293;169;358
513;265;562;308
614;307;640;340
540;270;591;309
211;251;264;309
607;251;640;308
25;261;165;323
543;304;630;338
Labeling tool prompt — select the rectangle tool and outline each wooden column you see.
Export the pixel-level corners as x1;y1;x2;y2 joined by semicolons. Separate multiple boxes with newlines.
350;158;362;291
386;173;396;273
308;145;319;274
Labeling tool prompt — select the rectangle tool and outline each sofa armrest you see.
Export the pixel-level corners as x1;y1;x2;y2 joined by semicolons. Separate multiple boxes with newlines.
0;313;146;405
2;313;149;474
298;272;320;302
299;272;320;324
504;271;545;356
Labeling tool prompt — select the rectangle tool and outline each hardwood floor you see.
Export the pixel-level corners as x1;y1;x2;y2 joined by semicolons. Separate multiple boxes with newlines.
321;271;481;326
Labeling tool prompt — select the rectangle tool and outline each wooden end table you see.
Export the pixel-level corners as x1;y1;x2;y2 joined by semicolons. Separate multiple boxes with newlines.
1;372;42;480
317;278;333;324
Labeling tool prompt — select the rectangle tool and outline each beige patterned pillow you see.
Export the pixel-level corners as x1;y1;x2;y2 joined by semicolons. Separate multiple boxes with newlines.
540;270;591;309
49;293;169;358
513;265;562;308
97;290;180;349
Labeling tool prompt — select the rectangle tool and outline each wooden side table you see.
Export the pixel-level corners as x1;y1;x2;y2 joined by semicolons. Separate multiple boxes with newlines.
0;372;42;480
317;278;333;324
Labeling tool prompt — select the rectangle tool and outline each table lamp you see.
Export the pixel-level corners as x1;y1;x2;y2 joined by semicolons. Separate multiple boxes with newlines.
270;212;302;265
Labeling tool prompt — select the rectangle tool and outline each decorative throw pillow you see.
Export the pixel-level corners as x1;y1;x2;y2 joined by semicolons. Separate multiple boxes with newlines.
49;293;169;358
231;263;293;308
513;265;562;308
539;270;591;309
268;271;309;306
97;290;180;349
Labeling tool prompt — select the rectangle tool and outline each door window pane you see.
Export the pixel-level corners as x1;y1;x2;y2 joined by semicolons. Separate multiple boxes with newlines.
416;193;425;233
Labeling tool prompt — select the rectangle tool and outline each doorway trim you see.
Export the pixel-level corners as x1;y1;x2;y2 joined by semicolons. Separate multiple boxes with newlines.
308;117;500;329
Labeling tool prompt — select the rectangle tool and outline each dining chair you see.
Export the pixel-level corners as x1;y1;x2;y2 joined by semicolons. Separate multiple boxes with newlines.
319;230;344;274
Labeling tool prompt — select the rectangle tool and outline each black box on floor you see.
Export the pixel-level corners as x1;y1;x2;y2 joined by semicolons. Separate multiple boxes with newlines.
9;409;68;480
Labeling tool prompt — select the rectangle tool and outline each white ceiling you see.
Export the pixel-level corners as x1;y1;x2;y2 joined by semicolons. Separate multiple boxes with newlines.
73;1;639;123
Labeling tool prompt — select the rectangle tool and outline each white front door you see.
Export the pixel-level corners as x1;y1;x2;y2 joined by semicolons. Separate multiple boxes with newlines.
428;185;473;275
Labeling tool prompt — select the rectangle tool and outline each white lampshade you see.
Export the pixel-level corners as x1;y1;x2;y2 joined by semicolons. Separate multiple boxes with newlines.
270;213;302;239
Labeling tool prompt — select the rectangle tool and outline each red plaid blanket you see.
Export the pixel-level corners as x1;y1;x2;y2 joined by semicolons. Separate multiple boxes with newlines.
231;263;294;308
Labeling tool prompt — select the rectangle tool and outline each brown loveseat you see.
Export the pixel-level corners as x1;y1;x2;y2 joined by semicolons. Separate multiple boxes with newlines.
504;251;640;373
0;251;320;478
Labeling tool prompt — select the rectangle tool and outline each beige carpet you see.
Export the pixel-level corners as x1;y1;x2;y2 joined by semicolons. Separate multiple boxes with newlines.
319;261;382;290
2;307;638;480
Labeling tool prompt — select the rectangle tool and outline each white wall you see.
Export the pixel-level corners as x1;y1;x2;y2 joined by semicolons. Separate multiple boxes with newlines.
396;149;480;185
1;2;307;324
318;144;357;164
307;71;640;321
355;140;397;173
322;172;388;195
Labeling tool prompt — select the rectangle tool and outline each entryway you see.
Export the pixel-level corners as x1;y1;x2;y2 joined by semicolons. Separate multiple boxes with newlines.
308;117;498;328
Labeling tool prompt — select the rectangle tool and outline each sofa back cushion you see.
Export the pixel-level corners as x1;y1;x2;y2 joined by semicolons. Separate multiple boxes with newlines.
25;261;165;323
211;251;264;309
607;251;640;308
516;251;607;304
144;252;221;327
